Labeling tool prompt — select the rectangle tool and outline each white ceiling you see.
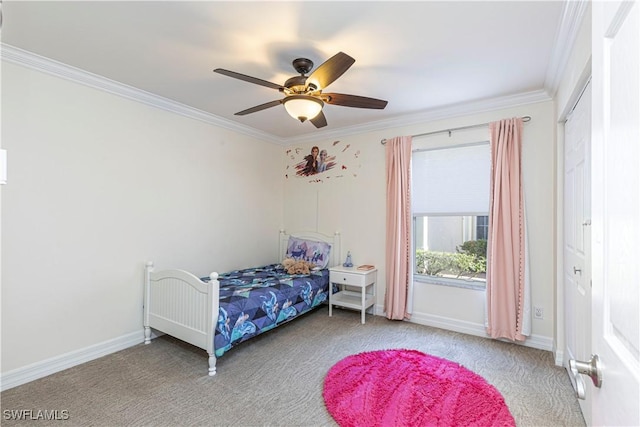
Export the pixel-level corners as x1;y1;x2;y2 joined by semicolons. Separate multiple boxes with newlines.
2;1;570;142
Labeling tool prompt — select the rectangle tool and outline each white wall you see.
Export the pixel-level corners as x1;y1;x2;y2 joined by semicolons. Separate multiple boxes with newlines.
284;100;557;349
1;62;283;375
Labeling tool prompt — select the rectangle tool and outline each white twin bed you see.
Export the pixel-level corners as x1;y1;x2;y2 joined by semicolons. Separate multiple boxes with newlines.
143;230;340;376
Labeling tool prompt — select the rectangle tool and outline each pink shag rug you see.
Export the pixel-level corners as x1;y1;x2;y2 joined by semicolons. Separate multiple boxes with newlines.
323;349;515;427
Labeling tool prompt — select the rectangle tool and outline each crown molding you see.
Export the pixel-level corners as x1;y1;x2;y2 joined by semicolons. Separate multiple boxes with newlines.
544;0;590;97
282;89;552;145
3;42;553;147
1;43;282;145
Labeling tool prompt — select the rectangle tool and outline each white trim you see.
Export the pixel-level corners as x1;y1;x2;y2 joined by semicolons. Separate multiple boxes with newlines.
0;331;143;391
0;44;282;146
285;90;551;145
544;0;590;96
374;305;554;352
2;43;552;147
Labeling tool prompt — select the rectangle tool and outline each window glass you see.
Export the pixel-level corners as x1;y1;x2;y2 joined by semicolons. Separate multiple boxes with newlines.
412;142;490;288
414;215;487;287
476;215;489;241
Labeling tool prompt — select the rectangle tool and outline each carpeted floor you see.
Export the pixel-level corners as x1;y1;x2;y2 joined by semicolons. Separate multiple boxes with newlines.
1;308;586;426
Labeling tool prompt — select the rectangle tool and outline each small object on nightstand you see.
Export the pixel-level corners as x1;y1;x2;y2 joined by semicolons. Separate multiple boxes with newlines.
357;264;375;271
343;251;353;267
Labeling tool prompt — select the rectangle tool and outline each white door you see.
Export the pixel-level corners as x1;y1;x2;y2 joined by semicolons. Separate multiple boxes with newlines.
589;1;640;425
563;80;592;424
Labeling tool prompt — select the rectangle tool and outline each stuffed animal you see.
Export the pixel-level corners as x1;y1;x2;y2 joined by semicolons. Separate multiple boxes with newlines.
282;257;296;271
290;260;312;275
281;258;315;275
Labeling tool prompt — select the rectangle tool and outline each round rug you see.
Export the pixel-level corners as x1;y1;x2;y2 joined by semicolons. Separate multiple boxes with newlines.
323;349;515;427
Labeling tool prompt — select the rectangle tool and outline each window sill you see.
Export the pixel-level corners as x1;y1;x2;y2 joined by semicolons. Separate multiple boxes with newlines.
413;274;486;291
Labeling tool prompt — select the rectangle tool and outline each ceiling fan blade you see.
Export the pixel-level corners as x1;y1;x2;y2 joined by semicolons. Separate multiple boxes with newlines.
235;100;283;116
310;111;328;128
307;52;355;90
214;68;285;91
323;93;388;109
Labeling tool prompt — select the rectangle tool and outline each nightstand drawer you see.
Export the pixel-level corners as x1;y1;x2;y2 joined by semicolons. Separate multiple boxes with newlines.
330;271;366;286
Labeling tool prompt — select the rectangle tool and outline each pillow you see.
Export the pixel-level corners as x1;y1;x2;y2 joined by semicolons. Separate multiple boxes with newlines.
286;236;331;269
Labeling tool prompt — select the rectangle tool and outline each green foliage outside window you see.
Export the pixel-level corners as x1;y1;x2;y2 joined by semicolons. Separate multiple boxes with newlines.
415;239;487;280
457;239;487;260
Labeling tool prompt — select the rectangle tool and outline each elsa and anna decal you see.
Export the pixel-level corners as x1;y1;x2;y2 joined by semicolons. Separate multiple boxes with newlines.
286;142;358;180
297;146;336;177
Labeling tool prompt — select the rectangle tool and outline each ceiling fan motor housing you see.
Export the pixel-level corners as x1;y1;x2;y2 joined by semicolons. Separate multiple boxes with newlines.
286;58;318;93
284;75;313;93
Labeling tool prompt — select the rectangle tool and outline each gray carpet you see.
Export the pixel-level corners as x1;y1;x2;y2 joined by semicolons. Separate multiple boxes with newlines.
1;308;585;426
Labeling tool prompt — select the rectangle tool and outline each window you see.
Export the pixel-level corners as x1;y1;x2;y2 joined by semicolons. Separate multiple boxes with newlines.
476;215;489;240
412;142;490;288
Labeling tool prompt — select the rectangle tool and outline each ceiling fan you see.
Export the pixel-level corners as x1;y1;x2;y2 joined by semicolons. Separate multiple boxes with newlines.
213;52;388;128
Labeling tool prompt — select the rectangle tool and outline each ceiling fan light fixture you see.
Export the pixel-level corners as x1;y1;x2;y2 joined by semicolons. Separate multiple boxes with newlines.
283;95;323;123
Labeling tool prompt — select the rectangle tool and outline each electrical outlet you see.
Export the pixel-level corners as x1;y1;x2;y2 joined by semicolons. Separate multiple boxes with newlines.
534;306;544;319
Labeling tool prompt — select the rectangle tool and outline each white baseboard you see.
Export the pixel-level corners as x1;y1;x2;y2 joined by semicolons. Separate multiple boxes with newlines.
375;304;554;352
1;331;144;392
1;309;556;391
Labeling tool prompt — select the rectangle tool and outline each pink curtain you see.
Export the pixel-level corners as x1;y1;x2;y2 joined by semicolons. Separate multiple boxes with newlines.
384;136;412;320
486;118;527;341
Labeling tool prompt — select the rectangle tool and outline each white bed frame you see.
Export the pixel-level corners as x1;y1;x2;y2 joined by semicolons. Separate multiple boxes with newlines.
143;230;340;376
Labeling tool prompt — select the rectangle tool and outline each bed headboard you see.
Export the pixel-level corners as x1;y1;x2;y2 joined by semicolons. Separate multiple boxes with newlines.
279;230;341;268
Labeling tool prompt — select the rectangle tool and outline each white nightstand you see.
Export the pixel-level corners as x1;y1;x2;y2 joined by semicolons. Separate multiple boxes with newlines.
329;266;377;324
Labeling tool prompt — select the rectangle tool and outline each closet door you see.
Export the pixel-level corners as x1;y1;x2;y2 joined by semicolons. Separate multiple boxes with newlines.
563;80;592;424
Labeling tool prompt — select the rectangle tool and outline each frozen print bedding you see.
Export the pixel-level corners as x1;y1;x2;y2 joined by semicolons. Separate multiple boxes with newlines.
205;264;330;357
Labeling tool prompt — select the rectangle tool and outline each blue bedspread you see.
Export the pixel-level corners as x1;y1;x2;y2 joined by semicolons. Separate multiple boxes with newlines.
204;264;329;358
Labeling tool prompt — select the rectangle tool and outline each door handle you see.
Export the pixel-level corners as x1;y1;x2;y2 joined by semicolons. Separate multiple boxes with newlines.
570;354;603;389
573;266;582;274
568;366;587;399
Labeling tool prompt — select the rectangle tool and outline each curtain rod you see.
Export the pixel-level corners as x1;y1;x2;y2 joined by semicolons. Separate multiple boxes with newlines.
380;115;531;145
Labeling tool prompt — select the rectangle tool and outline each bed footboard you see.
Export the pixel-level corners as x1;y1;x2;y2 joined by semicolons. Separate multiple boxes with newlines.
144;261;220;376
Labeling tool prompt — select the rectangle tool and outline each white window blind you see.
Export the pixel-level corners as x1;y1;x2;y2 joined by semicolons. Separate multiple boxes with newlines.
412;142;490;215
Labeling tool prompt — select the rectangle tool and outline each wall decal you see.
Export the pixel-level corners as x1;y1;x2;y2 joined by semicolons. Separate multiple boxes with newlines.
286;141;361;183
